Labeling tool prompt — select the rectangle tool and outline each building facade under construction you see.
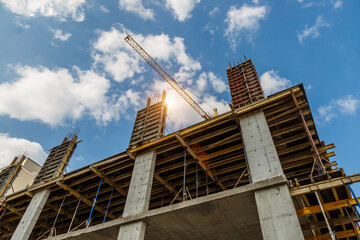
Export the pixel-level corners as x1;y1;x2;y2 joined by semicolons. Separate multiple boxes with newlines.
0;59;360;240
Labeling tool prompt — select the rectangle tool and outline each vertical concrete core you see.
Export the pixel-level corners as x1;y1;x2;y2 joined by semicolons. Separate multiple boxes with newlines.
118;150;157;240
11;189;51;240
240;111;303;240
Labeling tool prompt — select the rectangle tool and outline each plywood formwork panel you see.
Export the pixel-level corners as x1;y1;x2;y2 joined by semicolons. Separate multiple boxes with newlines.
227;59;264;108
129;92;167;149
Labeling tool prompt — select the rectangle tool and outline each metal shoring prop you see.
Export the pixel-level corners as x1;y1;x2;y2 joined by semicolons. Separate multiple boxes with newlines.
347;183;360;216
103;187;115;223
343;206;360;239
87;178;103;228
310;176;337;240
183;149;187;201
68;196;82;233
196;158;199;198
206;172;209;196
49;192;67;237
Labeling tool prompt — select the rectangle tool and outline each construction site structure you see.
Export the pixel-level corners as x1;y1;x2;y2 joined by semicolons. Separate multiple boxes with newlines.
0;60;360;240
0;157;41;197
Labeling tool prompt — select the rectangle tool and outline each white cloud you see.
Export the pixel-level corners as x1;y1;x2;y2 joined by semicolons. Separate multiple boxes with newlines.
196;72;207;92
225;4;269;51
49;27;71;41
195;72;227;93
0;133;47;168
203;23;218;36
119;0;154;20
260;70;292;96
333;0;343;9
318;105;336;123
0;65;140;126
317;95;360;124
208;72;227;93
100;5;110;14
337;95;360;114
209;6;219;17
16;21;30;30
298;15;330;44
0;0;86;22
92;25;201;83
165;0;200;22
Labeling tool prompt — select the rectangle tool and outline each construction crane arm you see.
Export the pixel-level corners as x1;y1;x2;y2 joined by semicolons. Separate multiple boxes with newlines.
124;35;211;120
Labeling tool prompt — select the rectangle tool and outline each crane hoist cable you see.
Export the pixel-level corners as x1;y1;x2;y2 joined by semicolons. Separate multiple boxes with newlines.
124;34;214;120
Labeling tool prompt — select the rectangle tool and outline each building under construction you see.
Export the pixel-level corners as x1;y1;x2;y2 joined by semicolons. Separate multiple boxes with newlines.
1;57;360;240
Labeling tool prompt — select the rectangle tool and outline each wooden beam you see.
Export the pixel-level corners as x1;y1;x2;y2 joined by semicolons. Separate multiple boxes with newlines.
302;215;359;231
305;229;360;240
0;200;22;216
1;221;15;231
297;197;360;216
56;181;117;220
200;144;242;162
154;173;182;201
129;86;301;154
291;173;360;196
175;132;226;191
89;166;127;197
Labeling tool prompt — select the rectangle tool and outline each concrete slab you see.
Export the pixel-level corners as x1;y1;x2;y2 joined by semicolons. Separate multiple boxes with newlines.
49;176;286;240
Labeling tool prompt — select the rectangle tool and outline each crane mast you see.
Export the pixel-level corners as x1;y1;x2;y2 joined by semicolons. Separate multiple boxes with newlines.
124;35;211;120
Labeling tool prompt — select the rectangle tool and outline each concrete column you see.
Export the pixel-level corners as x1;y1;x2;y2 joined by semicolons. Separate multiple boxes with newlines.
11;189;51;240
118;150;156;240
240;111;303;240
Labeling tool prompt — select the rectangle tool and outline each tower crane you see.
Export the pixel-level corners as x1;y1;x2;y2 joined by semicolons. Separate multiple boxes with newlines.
124;35;214;120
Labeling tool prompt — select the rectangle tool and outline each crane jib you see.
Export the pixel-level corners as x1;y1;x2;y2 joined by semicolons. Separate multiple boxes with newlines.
124;35;211;120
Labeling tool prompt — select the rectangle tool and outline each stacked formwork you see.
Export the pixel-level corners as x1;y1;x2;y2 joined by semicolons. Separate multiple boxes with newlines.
33;136;78;185
227;59;264;108
0;156;26;197
129;91;167;149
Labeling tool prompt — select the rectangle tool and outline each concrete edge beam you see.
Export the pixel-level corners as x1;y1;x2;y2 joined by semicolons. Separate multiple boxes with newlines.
48;175;287;240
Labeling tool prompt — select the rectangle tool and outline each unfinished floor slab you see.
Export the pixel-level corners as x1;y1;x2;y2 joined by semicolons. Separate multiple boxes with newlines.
48;176;286;240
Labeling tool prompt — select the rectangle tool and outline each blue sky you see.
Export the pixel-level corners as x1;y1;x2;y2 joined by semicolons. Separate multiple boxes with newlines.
0;0;359;191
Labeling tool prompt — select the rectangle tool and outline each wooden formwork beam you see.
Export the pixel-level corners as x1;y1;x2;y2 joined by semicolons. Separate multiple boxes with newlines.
89;166;127;197
175;132;226;191
0;200;22;216
297;197;360;216
56;181;117;220
305;229;360;240
291;173;360;196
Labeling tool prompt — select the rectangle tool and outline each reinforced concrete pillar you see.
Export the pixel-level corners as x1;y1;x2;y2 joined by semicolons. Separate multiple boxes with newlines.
240;111;303;240
11;189;51;240
118;150;156;240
